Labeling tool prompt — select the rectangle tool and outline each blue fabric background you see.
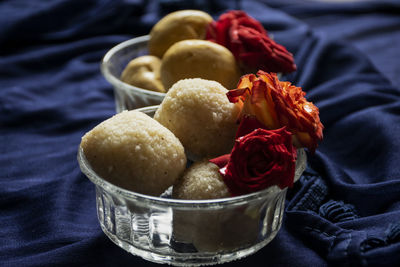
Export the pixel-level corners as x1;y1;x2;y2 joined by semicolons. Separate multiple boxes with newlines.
1;0;399;266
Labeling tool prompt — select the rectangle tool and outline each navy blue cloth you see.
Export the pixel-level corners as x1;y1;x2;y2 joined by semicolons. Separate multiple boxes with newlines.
1;0;400;266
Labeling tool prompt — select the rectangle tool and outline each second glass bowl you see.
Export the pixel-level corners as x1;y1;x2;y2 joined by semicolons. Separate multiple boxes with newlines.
78;105;307;266
101;35;165;112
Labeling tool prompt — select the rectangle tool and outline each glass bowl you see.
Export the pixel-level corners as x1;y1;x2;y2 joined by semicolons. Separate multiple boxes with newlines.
101;35;165;112
78;105;307;266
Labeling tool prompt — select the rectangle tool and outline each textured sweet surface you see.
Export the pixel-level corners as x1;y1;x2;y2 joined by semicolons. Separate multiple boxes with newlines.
160;40;241;90
154;78;240;159
80;110;186;196
173;160;230;200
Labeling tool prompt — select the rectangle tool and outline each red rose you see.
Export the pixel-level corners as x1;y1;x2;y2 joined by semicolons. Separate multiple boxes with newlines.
206;10;296;73
210;121;297;196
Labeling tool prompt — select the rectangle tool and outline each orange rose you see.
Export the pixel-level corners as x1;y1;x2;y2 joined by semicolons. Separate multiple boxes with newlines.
227;71;323;152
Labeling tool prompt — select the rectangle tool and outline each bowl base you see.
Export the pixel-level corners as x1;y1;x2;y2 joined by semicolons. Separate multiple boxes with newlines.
100;222;281;266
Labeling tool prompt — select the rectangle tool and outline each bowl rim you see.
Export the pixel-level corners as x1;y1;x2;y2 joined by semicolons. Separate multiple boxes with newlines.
78;146;300;208
78;105;307;208
100;35;166;98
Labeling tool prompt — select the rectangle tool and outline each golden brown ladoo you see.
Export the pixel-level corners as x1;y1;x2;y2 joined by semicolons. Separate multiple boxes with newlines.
160;40;241;90
120;55;165;92
148;10;213;58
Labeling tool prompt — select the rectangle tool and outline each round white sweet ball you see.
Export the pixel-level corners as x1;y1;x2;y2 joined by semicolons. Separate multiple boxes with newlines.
80;110;187;196
154;78;240;159
173;160;230;200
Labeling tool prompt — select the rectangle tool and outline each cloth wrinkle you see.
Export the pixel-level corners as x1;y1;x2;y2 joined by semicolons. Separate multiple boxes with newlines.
344;232;351;258
386;223;400;244
303;225;336;254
